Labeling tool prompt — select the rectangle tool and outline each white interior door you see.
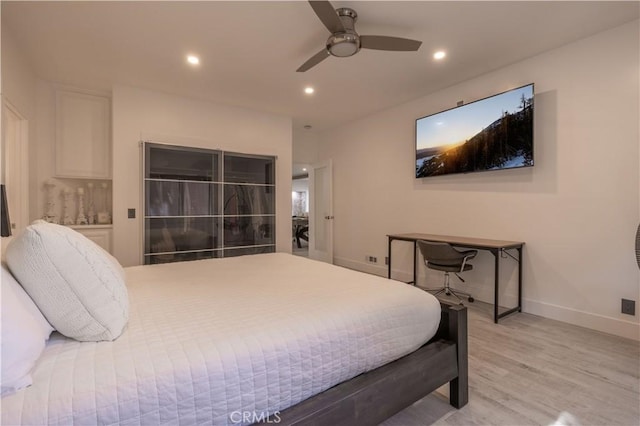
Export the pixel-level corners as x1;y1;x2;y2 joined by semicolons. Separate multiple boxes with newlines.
308;160;333;263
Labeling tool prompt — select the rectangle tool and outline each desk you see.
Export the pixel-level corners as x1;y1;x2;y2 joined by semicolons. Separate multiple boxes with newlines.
387;233;524;323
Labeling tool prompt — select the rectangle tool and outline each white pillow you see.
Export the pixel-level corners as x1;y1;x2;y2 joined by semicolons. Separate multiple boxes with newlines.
1;264;54;396
6;221;129;342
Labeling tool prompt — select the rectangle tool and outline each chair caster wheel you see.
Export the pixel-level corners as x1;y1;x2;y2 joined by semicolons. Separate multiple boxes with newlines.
459;301;464;305
445;291;451;296
468;297;474;303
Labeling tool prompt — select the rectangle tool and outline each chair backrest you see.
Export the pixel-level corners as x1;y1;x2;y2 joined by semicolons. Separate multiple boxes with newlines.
417;240;468;267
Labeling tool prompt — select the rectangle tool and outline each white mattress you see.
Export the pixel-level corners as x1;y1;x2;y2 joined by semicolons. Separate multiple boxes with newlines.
2;253;441;425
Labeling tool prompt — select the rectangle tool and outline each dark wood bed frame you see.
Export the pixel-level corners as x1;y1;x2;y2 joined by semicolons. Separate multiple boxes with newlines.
273;302;468;425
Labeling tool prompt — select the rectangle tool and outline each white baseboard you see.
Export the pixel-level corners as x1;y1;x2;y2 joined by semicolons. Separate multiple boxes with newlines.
334;256;518;305
334;256;640;341
523;298;640;341
334;256;388;277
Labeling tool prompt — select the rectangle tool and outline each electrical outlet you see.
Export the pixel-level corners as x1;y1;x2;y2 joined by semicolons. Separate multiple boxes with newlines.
372;256;377;263
385;256;389;265
621;299;635;316
365;255;377;263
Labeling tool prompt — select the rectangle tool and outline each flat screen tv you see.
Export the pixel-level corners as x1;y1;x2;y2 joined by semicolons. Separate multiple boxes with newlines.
416;83;534;178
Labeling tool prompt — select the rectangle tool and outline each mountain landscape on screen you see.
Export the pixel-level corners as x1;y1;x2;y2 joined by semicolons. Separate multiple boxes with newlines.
416;85;534;178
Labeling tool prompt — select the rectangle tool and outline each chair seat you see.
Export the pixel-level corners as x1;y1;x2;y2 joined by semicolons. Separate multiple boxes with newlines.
427;263;473;273
417;240;476;304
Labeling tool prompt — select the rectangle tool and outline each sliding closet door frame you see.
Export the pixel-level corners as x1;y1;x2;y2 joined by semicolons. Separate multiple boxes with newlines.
140;141;276;265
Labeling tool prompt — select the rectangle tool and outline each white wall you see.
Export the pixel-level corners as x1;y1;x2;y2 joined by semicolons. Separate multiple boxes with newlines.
1;28;37;223
292;128;319;165
316;21;640;340
112;85;292;266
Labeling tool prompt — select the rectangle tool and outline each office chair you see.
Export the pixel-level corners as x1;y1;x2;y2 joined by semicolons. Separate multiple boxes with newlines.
417;240;478;304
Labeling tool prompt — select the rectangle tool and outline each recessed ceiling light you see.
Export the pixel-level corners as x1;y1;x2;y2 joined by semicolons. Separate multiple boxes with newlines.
304;86;315;95
302;168;307;172
187;55;200;65
303;124;312;130
433;51;446;60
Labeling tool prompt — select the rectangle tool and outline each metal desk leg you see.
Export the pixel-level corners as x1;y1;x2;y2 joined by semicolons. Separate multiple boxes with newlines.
387;237;392;279
518;246;523;312
495;246;524;322
412;241;417;286
493;249;500;323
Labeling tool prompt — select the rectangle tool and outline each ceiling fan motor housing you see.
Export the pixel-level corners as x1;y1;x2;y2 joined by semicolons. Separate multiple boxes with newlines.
326;7;359;57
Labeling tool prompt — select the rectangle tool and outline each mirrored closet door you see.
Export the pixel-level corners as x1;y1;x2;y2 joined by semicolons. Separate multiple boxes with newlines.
143;143;275;264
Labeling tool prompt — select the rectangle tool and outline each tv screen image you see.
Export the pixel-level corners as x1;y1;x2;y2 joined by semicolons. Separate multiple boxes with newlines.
416;84;534;178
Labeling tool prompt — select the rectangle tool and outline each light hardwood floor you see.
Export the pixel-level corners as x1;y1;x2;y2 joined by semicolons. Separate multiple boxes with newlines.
382;301;640;426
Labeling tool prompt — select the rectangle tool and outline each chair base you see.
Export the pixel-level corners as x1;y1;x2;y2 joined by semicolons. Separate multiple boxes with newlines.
423;272;474;305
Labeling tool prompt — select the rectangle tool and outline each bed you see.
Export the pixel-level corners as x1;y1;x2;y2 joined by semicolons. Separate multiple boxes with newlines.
2;252;467;425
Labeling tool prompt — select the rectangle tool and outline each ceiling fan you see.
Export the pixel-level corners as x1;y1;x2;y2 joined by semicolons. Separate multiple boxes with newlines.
297;0;422;72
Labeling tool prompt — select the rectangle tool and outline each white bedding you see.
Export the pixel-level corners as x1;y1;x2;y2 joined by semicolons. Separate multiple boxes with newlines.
1;253;441;425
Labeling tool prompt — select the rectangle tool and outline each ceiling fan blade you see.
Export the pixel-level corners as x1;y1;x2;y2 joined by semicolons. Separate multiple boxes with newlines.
360;35;422;51
308;0;345;34
297;48;330;72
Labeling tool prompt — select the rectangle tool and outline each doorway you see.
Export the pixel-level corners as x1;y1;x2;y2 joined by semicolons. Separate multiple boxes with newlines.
291;160;334;263
292;164;309;257
308;160;333;263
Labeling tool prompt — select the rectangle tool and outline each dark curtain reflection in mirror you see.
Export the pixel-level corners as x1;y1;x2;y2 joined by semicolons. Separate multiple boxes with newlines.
224;184;274;247
147;181;217;217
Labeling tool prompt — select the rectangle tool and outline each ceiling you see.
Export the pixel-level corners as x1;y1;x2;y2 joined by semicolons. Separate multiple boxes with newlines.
2;1;638;132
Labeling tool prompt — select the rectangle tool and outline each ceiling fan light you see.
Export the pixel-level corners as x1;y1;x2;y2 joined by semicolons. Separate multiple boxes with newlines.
330;41;358;57
327;33;360;57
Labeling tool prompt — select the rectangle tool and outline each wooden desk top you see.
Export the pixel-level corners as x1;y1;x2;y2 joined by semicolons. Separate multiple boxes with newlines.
387;233;524;250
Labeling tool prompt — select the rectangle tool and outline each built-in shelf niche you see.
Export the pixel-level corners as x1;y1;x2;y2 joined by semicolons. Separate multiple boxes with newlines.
41;178;112;227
